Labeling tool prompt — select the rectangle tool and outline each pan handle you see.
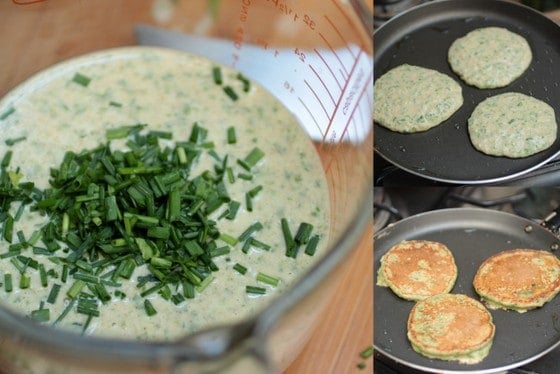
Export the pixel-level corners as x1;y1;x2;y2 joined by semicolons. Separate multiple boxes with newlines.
540;209;560;236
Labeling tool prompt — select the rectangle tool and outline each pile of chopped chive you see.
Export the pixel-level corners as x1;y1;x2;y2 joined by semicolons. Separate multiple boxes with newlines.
0;117;321;329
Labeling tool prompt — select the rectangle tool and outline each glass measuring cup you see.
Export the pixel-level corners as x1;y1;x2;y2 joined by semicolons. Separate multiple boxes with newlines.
0;1;373;372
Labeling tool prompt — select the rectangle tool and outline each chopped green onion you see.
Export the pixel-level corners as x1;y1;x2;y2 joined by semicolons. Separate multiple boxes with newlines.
2;214;14;243
109;101;122;107
72;73;91;87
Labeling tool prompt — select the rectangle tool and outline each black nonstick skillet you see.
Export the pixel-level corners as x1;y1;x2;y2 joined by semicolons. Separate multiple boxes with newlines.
374;207;560;373
374;0;560;184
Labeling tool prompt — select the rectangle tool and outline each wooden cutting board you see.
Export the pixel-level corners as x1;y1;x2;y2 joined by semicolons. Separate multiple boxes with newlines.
0;1;374;373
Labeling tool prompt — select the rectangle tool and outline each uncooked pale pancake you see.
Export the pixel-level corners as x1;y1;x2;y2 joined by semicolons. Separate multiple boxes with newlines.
473;249;560;313
407;293;495;364
373;64;463;133
448;27;532;89
376;240;457;301
468;92;557;158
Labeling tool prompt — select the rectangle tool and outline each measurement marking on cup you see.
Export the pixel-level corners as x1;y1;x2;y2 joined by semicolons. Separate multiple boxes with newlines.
320;48;370;142
308;64;336;106
236;0;372;154
304;79;332;122
318;32;349;78
323;14;357;59
314;49;343;90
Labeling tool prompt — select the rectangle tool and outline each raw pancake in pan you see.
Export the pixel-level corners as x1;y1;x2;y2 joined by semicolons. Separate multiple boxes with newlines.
448;27;532;89
376;240;458;301
468;92;557;158
373;64;463;133
407;293;496;364
473;249;560;312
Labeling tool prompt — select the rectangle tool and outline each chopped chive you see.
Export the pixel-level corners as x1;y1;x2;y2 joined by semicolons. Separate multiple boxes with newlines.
4;274;12;292
236;73;251;92
39;264;48;287
241;239;252;254
238;222;263;242
304;234;320;256
248;185;263;198
2;214;14;243
182;280;195;299
295;222;314;244
227;126;236;144
0;107;15;120
209;246;230;257
109;101;122;107
30;308;50;322
249;237;271;251
246;285;266;295
19;274;31;289
219;232;238;246
195;274;214;293
243;147;265;169
245;192;253;212
281;218;296;258
53;299;76;325
360;345;374;359
67;280;86;299
212;66;223;85
233;263;247;275
223;86;238;101
72;72;91;87
171;293;185;305
47;283;62;304
256;272;279;287
226;200;241;220
226;167;235;183
5;136;26;146
237;173;253;181
144;299;157;316
1;150;12;167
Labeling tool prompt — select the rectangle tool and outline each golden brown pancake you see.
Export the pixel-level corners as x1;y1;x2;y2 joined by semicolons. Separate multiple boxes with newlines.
407;293;495;364
473;249;560;312
376;240;457;301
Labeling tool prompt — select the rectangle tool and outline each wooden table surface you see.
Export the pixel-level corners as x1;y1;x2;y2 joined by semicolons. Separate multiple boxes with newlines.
0;1;374;373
